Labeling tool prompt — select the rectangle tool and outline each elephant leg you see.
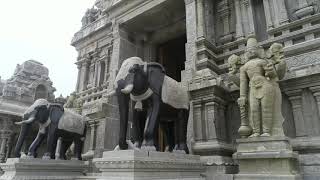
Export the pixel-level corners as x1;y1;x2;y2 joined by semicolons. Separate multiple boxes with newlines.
74;137;83;160
28;132;46;158
174;110;189;154
43;126;58;159
117;90;130;150
165;122;174;152
142;95;160;150
132;107;143;148
180;110;189;154
60;140;73;160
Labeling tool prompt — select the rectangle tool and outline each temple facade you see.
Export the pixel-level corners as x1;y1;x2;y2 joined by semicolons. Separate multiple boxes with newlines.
72;0;320;179
0;60;56;163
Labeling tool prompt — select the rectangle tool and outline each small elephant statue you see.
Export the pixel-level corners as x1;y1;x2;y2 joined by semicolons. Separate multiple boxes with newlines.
115;57;190;153
14;99;86;160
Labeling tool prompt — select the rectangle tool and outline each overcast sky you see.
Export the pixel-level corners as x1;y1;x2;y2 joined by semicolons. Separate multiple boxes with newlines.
0;0;96;97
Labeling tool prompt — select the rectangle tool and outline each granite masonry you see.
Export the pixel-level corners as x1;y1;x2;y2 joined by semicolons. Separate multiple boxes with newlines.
0;60;56;163
1;0;319;179
70;0;320;179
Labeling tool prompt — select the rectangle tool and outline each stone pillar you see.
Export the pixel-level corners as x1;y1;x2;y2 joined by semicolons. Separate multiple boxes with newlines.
271;0;289;26
189;81;236;180
242;0;255;36
309;86;320;119
0;117;13;163
218;0;233;44
87;61;95;89
0;137;7;162
286;90;307;137
196;0;205;38
80;60;89;91
75;62;82;92
235;0;244;40
183;0;197;81
262;0;274;28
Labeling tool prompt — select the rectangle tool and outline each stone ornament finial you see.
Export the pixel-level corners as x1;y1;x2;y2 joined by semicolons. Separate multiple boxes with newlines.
228;37;287;138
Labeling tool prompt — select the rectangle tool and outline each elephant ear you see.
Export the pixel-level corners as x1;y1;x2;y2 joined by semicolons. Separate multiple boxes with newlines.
147;63;165;96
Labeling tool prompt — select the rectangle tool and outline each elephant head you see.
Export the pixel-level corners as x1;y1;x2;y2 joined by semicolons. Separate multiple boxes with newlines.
14;99;49;157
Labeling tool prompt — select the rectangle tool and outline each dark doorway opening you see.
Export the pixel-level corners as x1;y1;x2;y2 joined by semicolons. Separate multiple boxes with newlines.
156;35;187;82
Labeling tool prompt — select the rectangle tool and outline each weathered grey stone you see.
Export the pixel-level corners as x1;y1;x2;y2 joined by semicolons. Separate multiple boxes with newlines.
71;0;320;179
0;158;87;180
233;137;301;180
93;150;205;180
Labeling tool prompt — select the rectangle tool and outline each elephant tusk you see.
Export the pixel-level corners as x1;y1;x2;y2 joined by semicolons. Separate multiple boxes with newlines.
15;117;35;125
121;84;134;94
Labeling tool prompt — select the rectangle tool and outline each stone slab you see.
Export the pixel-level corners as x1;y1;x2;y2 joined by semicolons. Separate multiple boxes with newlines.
233;137;301;180
0;158;87;180
93;150;205;180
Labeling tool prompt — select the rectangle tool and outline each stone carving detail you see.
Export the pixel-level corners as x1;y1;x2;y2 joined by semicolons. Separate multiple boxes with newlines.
2;60;55;103
81;7;100;27
228;38;287;138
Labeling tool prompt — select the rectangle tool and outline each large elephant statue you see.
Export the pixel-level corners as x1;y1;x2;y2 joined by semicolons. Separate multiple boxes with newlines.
115;57;190;153
14;99;86;160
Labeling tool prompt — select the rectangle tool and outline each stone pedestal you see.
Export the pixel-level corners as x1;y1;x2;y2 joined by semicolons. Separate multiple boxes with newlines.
233;137;301;180
93;150;205;180
0;158;88;180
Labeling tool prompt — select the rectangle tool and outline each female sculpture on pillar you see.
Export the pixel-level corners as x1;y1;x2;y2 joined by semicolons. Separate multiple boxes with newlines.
228;38;287;138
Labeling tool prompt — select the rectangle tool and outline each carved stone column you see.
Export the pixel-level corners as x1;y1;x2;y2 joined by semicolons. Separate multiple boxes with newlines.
262;0;274;28
75;62;82;92
242;0;255;36
218;0;233;44
271;0;289;26
189;78;236;180
0;117;13;163
235;0;244;40
80;60;89;91
286;89;307;137
87;61;95;89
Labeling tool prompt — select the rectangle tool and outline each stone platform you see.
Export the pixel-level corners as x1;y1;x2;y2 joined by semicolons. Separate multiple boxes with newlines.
93;150;205;180
0;158;87;180
233;137;301;180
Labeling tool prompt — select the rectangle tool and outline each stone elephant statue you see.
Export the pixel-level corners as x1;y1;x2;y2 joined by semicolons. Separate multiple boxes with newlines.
114;57;190;153
14;99;86;160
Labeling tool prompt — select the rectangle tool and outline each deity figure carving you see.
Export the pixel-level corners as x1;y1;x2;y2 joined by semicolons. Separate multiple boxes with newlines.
228;38;287;138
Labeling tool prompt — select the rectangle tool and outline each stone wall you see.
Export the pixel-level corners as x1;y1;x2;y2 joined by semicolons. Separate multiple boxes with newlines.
73;0;320;179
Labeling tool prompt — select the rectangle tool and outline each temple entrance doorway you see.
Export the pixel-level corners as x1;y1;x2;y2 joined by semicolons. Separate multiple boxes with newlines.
156;35;186;82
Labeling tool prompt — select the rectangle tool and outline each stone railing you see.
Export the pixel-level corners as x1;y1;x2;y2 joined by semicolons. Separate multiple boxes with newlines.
212;13;320;72
71;15;111;45
78;86;108;104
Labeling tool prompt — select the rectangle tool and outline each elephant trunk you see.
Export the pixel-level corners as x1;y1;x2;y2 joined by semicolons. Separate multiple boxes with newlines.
14;123;31;157
15;116;35;125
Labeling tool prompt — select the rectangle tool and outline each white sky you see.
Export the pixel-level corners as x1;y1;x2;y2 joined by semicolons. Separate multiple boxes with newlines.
0;0;96;97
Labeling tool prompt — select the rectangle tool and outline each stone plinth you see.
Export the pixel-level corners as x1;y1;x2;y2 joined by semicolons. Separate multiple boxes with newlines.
93;150;205;180
233;137;301;180
0;158;87;180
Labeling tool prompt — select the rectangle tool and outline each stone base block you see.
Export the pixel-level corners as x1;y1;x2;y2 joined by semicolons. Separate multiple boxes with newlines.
0;158;87;180
93;150;205;180
234;174;301;180
233;137;302;180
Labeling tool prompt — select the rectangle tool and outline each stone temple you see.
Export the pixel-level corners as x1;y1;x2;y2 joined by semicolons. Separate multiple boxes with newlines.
1;0;320;179
0;60;56;163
